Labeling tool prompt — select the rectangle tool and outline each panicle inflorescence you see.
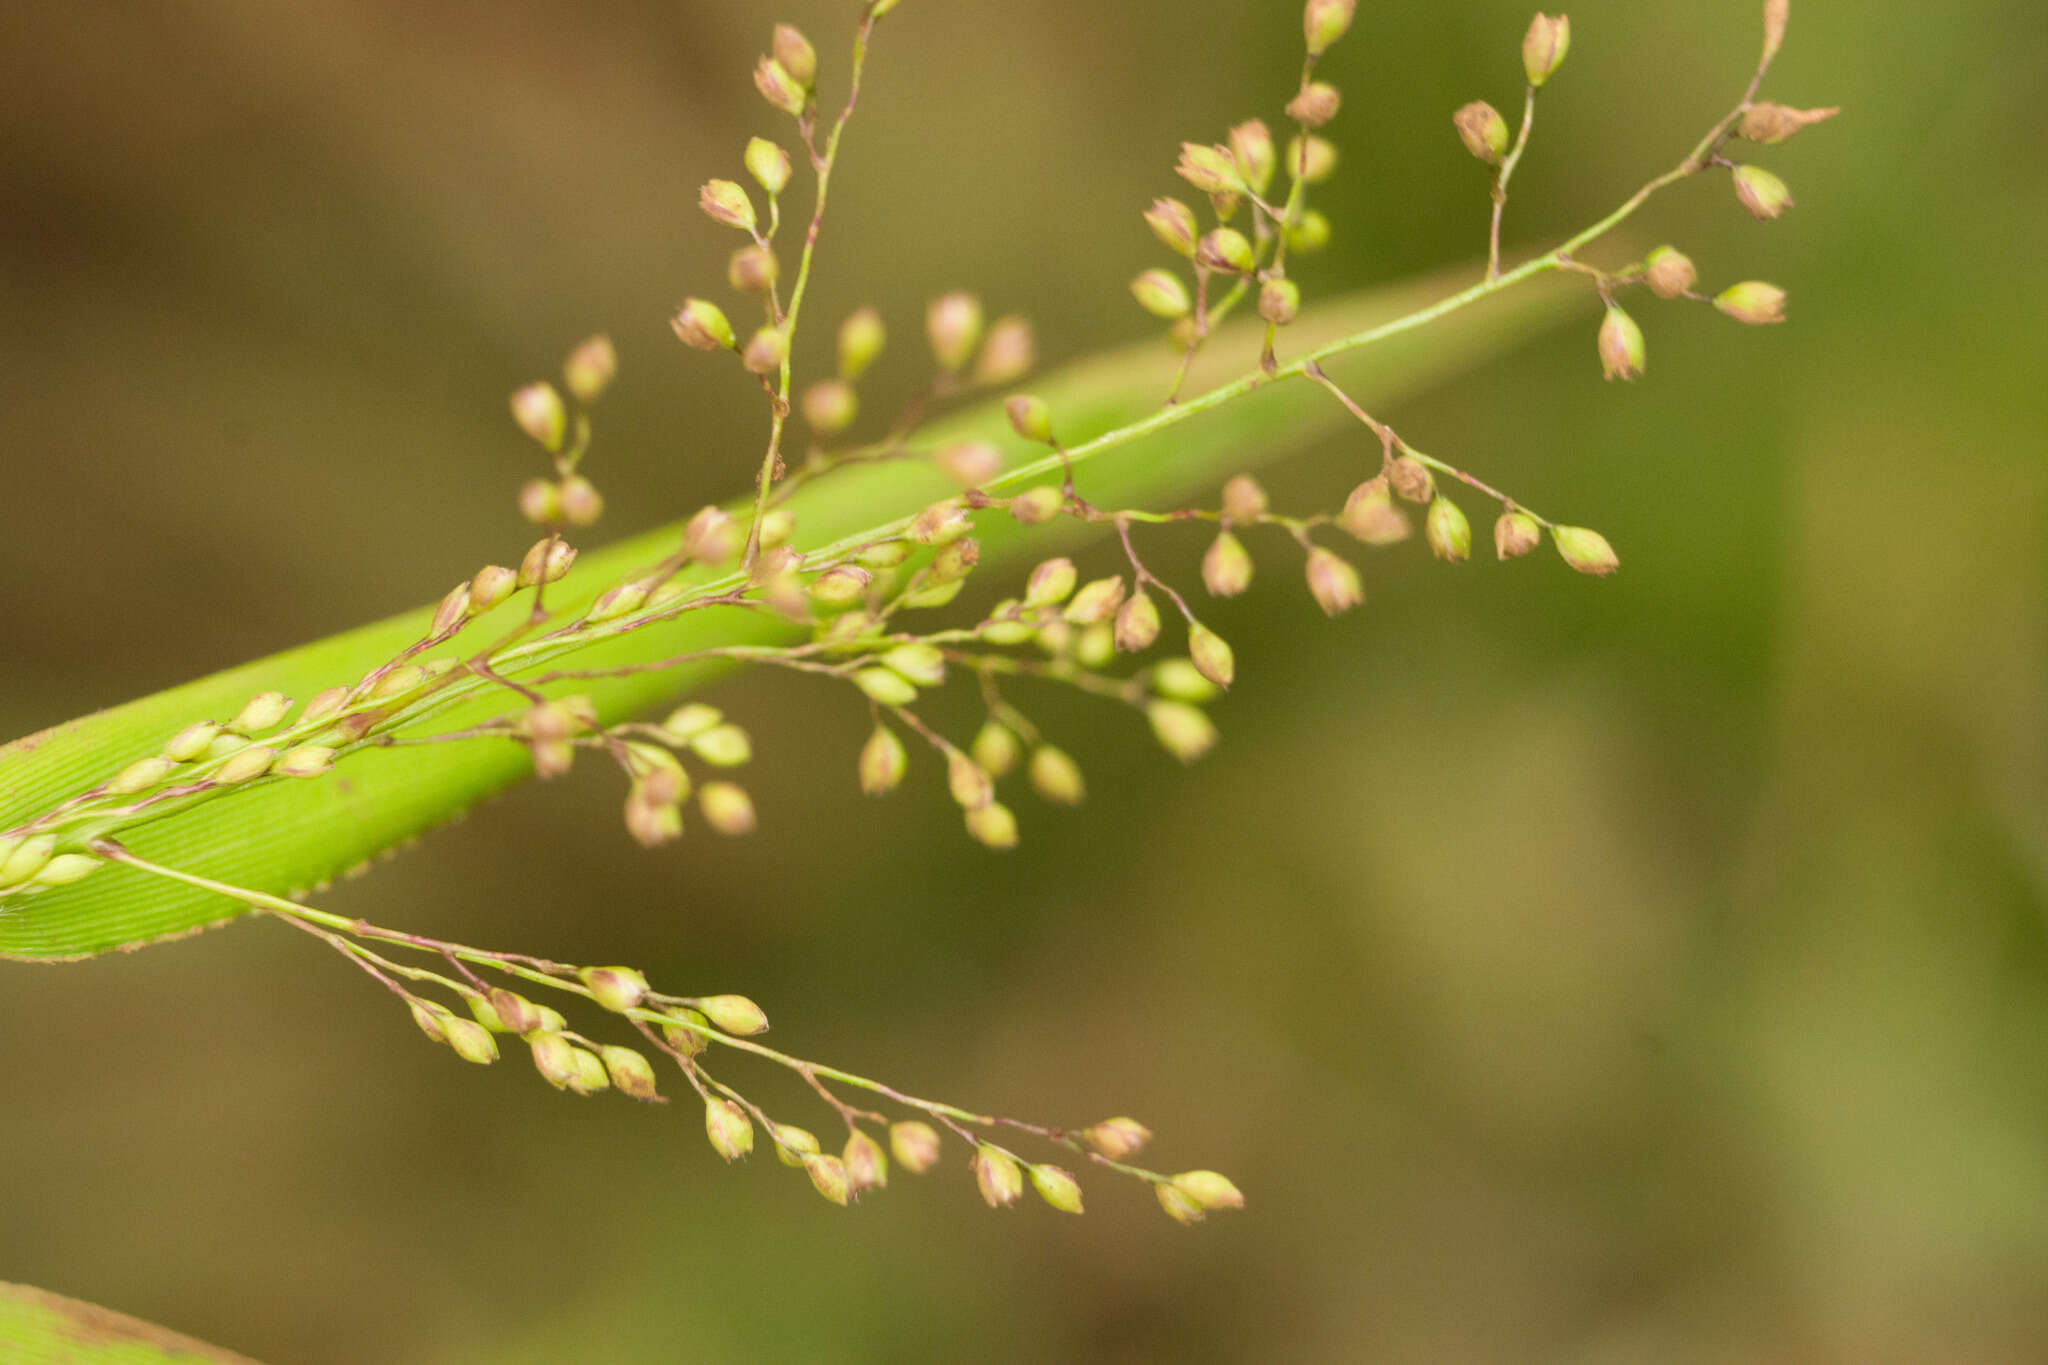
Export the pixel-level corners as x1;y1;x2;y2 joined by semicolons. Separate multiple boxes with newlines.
11;0;1838;1230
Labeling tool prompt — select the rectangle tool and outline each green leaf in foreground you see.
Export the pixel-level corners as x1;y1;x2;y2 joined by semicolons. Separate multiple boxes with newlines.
0;269;1573;961
0;1282;264;1365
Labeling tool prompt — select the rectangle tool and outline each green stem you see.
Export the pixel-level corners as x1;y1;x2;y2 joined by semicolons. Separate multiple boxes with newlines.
744;13;877;568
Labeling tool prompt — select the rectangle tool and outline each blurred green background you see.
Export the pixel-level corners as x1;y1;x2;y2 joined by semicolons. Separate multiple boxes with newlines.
3;1;2044;1361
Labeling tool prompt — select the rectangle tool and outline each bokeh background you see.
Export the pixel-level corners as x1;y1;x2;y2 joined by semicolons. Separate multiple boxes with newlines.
3;1;2044;1361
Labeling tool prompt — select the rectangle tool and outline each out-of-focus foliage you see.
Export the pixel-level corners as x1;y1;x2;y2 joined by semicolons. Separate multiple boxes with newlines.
1;2;2041;1362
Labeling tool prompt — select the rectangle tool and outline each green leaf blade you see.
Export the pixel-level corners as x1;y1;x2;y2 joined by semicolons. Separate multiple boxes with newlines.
0;269;1573;960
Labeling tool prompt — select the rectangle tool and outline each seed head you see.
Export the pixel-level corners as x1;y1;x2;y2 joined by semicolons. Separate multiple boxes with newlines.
108;756;178;795
509;382;567;451
879;643;945;688
926;292;985;374
771;24;817;88
1196;228;1256;274
803;1154;853;1206
1305;546;1365;616
216;746;277;785
1115;589;1162;652
964;802;1019;850
1131;268;1192;319
1259;278;1301;326
705;1098;755;1161
1152;658;1220;704
1175;142;1244;197
891;1121;943;1174
800;378;858;437
1426;496;1473;562
743;138;793;198
1739;102;1839;145
700;178;758;233
1714;280;1788;325
672;298;736;351
600;1045;660;1100
1494;510;1543;560
1762;0;1789;65
444;1017;499;1066
24;854;97;890
1339;476;1409;545
429;583;471;635
1598;305;1647;382
1732;163;1794;220
573;1049;615;1094
697;993;769;1036
965;722;1020;780
851;666;914;707
227;691;293;736
562;334;616;404
1005;395;1054;444
1643;246;1698;299
518;537;577;587
1063;576;1127;625
1454;101;1510;165
919;442;995;491
1028;746;1086;806
973;316;1036;387
489;989;545;1036
518;479;563;526
1017;558;1074;610
1286;135;1338;184
947;751;994;811
660;703;721;743
1522;13;1571;87
774;1125;822;1167
1156;1180;1206;1225
838;307;887;380
1171;1169;1246;1211
274;745;337;778
1144;197;1200;258
581;966;648;1014
930;537;980;584
1031;1164;1085;1214
1188;624;1235;689
1146;700;1218;764
529;1032;579;1090
163;721;221;762
844;1129;890;1192
807;565;870;609
972;1147;1025;1208
0;835;56;890
1303;0;1356;55
905;503;969;553
742;326;788;376
661;1008;713;1058
859;724;909;795
1228;120;1276;195
558;475;604;528
1083;1116;1153;1159
691;723;754;768
467;566;518;615
1287;208;1333;252
1287;82;1342;128
1008;486;1064;525
752;56;805;116
1552;524;1620;576
570;1048;613;1095
699;782;758;836
728;243;780;294
586;582;648;624
1202;531;1253;597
